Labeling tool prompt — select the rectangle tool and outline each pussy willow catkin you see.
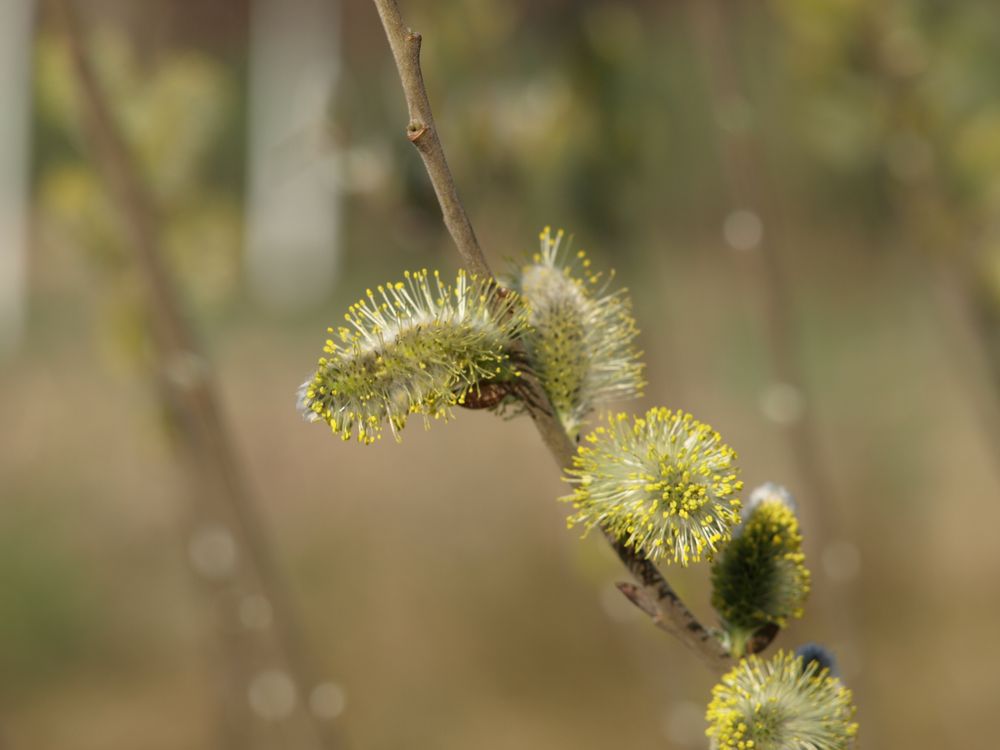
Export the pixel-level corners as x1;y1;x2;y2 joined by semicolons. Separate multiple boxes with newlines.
298;269;527;443
507;227;644;438
711;484;811;651
706;650;858;750
563;408;743;564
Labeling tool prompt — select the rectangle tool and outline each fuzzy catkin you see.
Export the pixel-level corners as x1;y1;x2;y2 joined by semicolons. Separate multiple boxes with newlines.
711;488;811;649
563;408;743;565
298;269;527;443
706;650;858;750
507;227;644;438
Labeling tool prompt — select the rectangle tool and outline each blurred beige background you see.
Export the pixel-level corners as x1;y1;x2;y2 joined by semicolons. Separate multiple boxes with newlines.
3;0;1000;748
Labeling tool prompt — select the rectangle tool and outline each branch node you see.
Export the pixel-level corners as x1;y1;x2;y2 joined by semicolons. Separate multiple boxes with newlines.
616;581;658;619
407;121;430;143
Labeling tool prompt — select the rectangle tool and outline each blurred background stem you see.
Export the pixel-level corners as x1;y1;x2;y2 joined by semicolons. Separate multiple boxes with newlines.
684;0;857;654
860;5;1000;469
53;2;339;747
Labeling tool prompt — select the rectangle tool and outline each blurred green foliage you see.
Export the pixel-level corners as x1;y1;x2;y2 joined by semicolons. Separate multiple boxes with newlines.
0;504;97;693
335;0;1000;281
33;28;245;368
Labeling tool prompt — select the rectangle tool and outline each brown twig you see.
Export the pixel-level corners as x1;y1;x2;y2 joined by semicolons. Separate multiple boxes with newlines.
371;0;731;671
614;580;714;652
370;1;490;280
54;2;340;747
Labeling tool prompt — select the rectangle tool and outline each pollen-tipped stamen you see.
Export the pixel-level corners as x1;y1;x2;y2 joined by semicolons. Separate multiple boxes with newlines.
562;407;743;565
506;227;644;438
298;269;528;444
711;483;811;655
706;650;858;750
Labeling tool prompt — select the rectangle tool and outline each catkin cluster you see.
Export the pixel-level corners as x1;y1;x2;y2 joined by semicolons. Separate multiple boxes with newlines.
299;229;858;747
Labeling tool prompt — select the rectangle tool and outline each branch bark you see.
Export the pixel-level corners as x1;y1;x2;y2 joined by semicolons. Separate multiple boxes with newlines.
371;0;731;672
371;1;490;280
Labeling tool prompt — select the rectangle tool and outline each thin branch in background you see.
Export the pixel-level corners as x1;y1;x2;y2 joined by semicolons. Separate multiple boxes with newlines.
52;2;341;748
925;258;1000;465
859;9;1000;471
683;0;855;654
370;0;732;672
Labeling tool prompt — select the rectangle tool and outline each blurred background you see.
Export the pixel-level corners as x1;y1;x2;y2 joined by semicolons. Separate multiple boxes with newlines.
3;0;999;748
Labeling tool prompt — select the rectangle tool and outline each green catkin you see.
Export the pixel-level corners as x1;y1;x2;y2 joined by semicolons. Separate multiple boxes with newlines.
507;227;644;438
711;485;811;654
298;269;528;444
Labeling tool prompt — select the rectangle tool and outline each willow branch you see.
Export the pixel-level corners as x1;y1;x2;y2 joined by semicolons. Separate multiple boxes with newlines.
371;0;490;279
54;3;339;746
371;0;730;671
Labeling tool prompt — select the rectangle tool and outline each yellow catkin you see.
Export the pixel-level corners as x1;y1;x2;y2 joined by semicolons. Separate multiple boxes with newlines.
563;407;743;565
